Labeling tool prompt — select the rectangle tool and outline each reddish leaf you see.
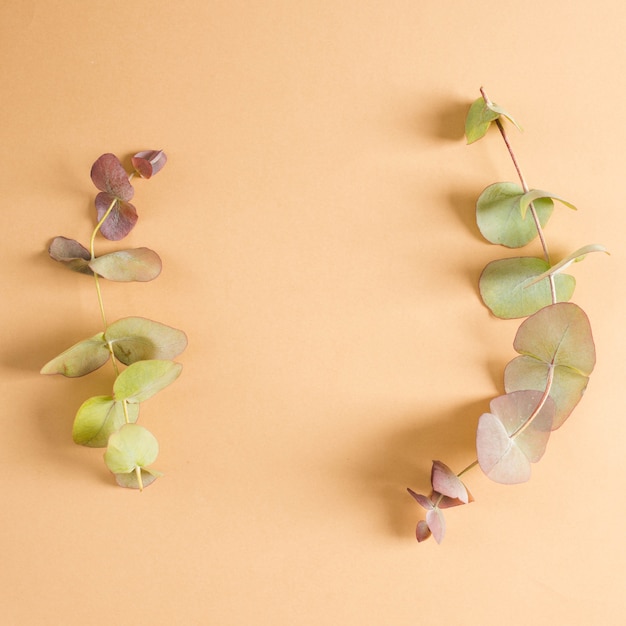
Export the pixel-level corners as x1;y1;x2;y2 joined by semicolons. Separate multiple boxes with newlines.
90;153;134;201
416;520;431;542
433;490;474;509
431;460;469;503
407;488;433;510
95;193;138;240
48;236;93;275
131;150;167;179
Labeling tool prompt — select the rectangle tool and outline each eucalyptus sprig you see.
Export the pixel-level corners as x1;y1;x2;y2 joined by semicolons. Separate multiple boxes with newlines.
41;151;187;490
407;90;608;542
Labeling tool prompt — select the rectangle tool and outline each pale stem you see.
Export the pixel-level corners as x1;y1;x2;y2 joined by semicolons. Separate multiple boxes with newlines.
135;465;144;491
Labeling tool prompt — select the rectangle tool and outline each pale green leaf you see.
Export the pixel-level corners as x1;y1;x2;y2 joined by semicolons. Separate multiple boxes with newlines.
72;395;140;447
479;257;575;319
114;467;161;489
519;189;577;219
88;247;162;282
476;183;554;248
113;359;182;404
104;316;188;365
465;98;500;144
104;423;159;474
40;333;110;377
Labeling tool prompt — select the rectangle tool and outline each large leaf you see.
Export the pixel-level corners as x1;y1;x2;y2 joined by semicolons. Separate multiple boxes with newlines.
476;182;554;248
113;359;182;403
479;257;575;319
90;153;134;201
95;193;138;241
104;317;188;365
72;395;139;448
465;97;521;144
89;248;162;282
40;333;110;377
504;302;595;428
477;390;555;484
48;236;93;275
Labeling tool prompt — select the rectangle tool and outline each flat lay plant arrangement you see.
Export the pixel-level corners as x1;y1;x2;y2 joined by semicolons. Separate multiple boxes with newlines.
41;151;187;490
407;89;608;543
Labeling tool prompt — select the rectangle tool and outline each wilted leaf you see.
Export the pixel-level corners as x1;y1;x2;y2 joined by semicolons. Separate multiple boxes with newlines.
40;333;110;377
504;302;595;428
431;460;469;503
95;193;138;241
72;395;139;447
131;150;167;179
48;236;93;274
479;257;575;319
104;423;159;474
476;182;554;248
477;390;555;484
89;248;162;282
105;316;188;365
113;359;182;404
90;153;134;201
518;189;576;220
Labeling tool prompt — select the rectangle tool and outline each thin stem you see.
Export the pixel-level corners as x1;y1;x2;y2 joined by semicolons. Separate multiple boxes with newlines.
135;465;144;492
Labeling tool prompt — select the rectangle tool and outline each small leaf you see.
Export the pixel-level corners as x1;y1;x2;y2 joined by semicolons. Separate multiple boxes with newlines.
95;193;138;241
465;97;521;144
476;182;554;248
407;488;434;510
426;508;446;544
477;391;555;484
113;359;182;404
104;423;159;474
89;248;162;282
48;236;93;275
479;257;575;319
40;333;110;377
524;244;609;288
114;467;161;489
131;150;167;179
519;189;576;220
105;317;188;365
416;520;431;542
431;460;469;503
72;395;139;448
90;153;134;201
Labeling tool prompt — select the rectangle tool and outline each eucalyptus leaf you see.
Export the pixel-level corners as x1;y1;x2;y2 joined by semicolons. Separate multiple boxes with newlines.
90;153;134;201
131;150;167;179
476;390;555;484
114;467;161;489
479;257;575;319
40;333;110;377
465;97;521;144
105;316;188;365
518;189;577;220
48;236;93;275
104;423;159;475
95;194;138;241
113;359;182;403
426;507;446;544
89;248;162;282
476;182;554;248
72;395;139;448
431;460;469;504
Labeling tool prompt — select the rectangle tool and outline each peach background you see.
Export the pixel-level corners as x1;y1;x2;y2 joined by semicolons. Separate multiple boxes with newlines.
2;1;625;624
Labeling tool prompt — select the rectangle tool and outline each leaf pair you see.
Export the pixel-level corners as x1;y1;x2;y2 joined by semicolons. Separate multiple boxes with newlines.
407;461;472;543
91;151;167;240
40;316;188;377
48;236;162;282
465;96;521;144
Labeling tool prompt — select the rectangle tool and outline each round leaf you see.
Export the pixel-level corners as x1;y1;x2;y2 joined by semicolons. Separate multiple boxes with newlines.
113;359;182;404
479;257;575;319
48;236;93;275
114;467;161;489
40;333;110;377
105;317;188;365
89;248;162;282
90;153;134;201
95;193;138;241
476;182;554;248
104;423;159;474
131;150;167;179
72;396;139;448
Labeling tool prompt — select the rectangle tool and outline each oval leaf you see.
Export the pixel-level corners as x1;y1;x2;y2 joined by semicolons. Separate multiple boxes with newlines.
416;520;432;542
95;193;138;241
90;153;134;201
48;236;93;275
40;333;110;377
431;460;469;504
476;183;554;248
104;423;159;474
72;395;139;448
479;257;575;319
113;359;182;404
465;97;500;144
426;508;446;544
131;150;167;179
105;317;188;365
89;248;162;282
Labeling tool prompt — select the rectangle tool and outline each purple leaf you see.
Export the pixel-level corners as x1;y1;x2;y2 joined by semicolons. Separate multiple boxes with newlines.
95;193;138;240
416;520;431;542
407;488;433;510
89;247;162;282
90;153;134;201
431;460;469;503
426;508;446;544
434;490;474;509
48;236;93;275
131;150;167;179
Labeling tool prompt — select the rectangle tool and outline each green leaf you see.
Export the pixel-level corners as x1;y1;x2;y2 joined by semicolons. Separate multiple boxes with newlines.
519;189;577;219
479;257;575;319
88;248;162;282
40;333;110;377
465;97;521;144
476;390;555;484
72;395;139;447
524;244;609;288
104;317;188;365
504;302;595;428
476;182;554;248
104;423;159;475
114;467;161;489
113;359;182;403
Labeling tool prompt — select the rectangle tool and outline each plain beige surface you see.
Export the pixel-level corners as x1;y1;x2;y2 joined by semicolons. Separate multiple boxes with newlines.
2;1;625;624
